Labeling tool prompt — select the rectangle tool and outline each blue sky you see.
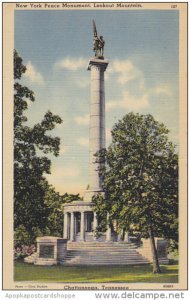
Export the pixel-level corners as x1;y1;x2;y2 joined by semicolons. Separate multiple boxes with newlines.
15;10;179;195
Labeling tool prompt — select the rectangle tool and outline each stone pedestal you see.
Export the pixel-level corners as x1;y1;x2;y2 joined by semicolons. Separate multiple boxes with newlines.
34;236;67;266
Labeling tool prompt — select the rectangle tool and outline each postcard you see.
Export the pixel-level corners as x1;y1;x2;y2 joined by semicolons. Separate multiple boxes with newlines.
2;1;188;292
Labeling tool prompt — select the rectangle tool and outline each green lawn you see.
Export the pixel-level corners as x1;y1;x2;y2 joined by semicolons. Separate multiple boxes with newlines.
14;261;178;283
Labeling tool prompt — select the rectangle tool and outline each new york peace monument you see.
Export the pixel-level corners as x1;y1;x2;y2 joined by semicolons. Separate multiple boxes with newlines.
25;21;168;266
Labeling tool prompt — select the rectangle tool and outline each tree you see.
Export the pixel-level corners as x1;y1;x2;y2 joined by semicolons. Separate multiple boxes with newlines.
14;49;63;244
93;113;178;273
44;191;82;238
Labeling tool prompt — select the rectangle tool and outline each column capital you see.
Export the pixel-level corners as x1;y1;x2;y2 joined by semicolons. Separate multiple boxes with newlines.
87;58;109;72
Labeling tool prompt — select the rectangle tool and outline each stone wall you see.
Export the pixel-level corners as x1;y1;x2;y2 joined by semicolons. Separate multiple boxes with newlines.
137;238;169;264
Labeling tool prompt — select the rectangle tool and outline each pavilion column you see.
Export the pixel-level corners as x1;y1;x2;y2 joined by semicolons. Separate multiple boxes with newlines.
124;231;130;242
117;229;123;242
106;213;111;242
63;212;68;239
80;211;85;241
93;212;98;239
70;212;74;241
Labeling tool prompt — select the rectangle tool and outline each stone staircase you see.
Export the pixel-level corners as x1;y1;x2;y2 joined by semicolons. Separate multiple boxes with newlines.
60;242;150;265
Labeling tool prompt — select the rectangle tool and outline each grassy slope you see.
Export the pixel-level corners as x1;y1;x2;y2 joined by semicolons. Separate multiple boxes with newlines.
14;262;178;283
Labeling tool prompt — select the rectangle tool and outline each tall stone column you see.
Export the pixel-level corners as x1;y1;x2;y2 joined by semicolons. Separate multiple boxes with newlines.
80;211;85;241
63;212;68;239
93;212;98;239
70;212;74;241
84;58;109;202
106;213;112;242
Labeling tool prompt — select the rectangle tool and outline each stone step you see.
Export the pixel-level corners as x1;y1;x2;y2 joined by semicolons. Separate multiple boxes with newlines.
64;258;148;263
159;258;169;264
65;257;147;262
66;251;146;258
67;242;136;247
65;252;140;256
65;254;147;258
66;251;144;257
65;254;144;260
66;249;140;253
68;246;137;250
34;260;57;266
62;261;149;266
65;257;148;262
24;243;150;266
61;242;150;265
67;243;137;250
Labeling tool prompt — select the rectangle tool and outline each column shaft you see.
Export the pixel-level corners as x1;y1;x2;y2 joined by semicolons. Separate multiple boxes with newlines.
117;229;123;242
124;231;130;242
106;213;111;242
80;211;85;241
84;59;108;202
63;212;68;239
89;66;105;192
93;212;98;239
70;212;74;241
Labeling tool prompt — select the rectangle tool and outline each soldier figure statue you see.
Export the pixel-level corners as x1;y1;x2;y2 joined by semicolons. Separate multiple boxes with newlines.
93;20;105;59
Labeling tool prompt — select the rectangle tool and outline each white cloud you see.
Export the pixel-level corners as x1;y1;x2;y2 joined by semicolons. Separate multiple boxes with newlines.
154;84;173;96
121;91;149;110
110;59;143;86
107;91;149;112
75;77;89;88
106;58;149;112
55;57;86;71
46;165;81;180
24;61;44;85
76;137;89;147
106;101;118;111
74;114;89;125
106;59;173;113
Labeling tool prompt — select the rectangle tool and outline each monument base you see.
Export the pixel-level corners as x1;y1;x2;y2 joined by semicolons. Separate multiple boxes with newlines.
24;237;169;266
24;236;67;266
83;189;105;202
